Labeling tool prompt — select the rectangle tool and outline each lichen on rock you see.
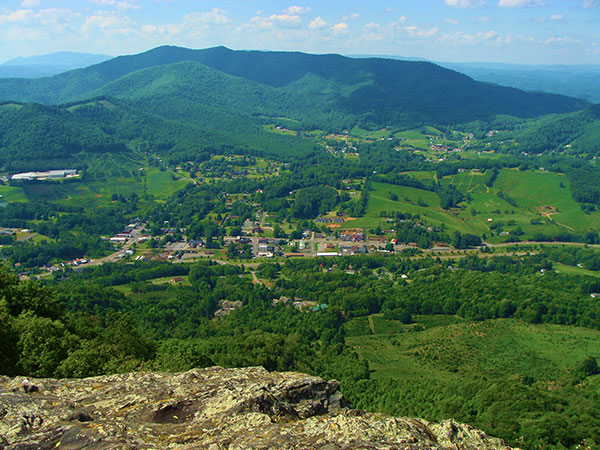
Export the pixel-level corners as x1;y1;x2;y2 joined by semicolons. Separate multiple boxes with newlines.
0;366;517;449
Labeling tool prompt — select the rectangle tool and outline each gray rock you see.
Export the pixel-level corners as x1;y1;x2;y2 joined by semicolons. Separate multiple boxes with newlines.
0;366;517;449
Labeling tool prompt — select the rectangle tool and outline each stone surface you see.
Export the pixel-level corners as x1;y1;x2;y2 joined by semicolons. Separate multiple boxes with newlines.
0;366;517;449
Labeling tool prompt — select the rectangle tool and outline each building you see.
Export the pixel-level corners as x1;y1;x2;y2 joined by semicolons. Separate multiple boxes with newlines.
11;169;78;181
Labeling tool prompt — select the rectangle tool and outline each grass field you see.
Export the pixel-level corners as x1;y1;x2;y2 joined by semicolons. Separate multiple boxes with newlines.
554;262;600;278
0;185;28;202
344;170;600;240
342;181;486;234
0;151;190;207
347;315;600;382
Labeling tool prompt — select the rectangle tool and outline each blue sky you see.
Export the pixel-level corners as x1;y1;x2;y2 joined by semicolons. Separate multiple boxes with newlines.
1;0;599;64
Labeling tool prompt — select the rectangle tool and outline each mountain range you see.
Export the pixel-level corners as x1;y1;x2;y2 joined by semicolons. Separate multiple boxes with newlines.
0;51;112;79
1;45;598;171
351;54;600;103
0;46;589;129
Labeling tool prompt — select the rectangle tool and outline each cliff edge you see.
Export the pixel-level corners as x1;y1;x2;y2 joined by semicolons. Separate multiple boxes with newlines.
0;366;516;449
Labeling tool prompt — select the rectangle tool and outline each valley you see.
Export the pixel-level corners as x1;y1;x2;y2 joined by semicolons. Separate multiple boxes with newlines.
0;46;600;450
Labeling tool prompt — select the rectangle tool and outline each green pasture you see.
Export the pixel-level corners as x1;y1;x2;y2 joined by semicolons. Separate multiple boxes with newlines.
554;262;600;278
437;169;600;239
347;316;600;383
350;126;393;139
342;181;485;234
0;185;27;202
2;151;190;207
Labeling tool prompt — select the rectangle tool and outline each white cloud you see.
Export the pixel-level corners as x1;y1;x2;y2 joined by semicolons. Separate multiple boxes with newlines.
583;0;598;7
471;16;490;22
90;0;140;11
444;0;484;8
438;29;505;46
195;8;229;25
332;22;348;35
538;14;564;22
20;0;39;7
545;36;580;44
498;0;544;7
0;7;78;28
0;9;31;24
342;13;360;21
405;25;438;38
480;30;498;39
308;16;327;29
81;12;132;32
444;18;460;25
269;14;302;26
146;9;230;35
283;6;310;15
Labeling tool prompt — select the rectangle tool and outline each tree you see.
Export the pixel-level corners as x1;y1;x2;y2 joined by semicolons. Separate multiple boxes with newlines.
575;356;600;380
15;313;76;377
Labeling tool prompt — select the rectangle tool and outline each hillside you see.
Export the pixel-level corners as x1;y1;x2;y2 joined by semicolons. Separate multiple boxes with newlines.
0;97;314;171
0;46;588;129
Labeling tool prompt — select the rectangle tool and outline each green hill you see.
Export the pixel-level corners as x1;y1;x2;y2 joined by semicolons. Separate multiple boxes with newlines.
346;316;600;449
0;97;313;171
512;104;600;154
0;46;588;129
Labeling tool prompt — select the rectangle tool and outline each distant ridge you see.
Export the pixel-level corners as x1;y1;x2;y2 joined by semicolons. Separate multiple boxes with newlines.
0;51;113;79
0;46;589;128
349;54;600;103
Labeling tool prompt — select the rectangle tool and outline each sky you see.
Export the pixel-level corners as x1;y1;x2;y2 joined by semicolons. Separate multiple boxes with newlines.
1;0;599;65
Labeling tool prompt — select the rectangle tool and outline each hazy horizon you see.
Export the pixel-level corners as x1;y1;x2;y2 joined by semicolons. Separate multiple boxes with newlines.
1;0;599;65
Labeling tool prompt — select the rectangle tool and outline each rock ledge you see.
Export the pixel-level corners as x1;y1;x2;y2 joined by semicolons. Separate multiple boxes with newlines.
0;366;516;449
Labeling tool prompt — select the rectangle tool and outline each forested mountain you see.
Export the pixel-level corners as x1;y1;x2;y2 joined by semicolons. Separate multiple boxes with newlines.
0;97;314;171
0;46;589;129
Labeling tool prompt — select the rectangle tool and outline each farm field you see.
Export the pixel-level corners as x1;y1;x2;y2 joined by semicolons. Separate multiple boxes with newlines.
342;181;488;234
0;151;189;207
344;169;600;241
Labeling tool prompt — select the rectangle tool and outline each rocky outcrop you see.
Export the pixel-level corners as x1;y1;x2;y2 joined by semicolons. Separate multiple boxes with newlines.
0;366;516;450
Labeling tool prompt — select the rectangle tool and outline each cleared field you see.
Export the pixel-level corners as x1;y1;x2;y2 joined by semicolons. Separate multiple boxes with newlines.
437;169;600;240
554;262;600;278
342;181;486;234
347;316;600;382
494;169;600;232
1;151;190;207
0;185;27;202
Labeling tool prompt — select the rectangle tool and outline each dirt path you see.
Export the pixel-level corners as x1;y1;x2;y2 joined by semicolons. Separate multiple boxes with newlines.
368;315;376;334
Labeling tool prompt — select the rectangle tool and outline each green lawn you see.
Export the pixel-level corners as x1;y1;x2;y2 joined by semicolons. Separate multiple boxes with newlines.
554;262;600;278
0;185;28;202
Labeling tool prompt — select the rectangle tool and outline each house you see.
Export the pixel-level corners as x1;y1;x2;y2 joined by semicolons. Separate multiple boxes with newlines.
293;300;317;310
273;296;292;306
215;300;243;317
188;239;204;248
